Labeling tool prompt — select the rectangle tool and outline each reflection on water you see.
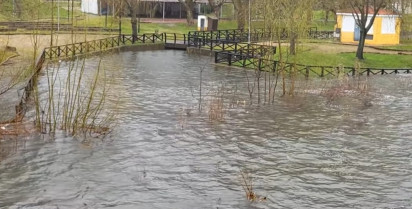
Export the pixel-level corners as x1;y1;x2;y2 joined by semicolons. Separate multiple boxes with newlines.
1;50;412;209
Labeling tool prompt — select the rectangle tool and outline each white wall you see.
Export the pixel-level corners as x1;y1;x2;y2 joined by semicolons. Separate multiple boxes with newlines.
381;16;397;34
341;15;374;35
81;0;99;15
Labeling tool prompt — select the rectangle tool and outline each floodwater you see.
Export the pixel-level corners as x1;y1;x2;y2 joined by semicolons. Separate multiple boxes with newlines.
1;50;412;209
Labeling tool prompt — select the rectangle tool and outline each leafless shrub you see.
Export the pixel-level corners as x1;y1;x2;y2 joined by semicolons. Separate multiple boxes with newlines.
34;58;117;139
239;169;267;202
208;86;225;122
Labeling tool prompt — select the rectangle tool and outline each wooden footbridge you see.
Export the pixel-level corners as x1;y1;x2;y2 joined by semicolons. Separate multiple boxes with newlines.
41;28;412;78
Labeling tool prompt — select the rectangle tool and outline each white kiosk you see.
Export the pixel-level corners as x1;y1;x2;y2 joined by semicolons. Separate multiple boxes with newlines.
197;15;208;31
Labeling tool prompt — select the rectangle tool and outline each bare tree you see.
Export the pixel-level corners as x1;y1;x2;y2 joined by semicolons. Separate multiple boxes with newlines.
178;0;196;25
208;0;225;18
345;0;391;59
233;0;248;29
124;0;141;37
316;0;340;23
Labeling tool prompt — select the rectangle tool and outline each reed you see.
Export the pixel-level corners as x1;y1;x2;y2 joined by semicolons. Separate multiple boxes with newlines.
208;86;225;122
240;169;266;202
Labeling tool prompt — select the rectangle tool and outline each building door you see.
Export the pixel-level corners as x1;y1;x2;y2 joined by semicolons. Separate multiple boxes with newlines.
354;24;361;41
200;19;205;31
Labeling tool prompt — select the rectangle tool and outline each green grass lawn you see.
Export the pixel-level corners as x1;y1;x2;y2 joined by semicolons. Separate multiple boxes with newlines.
376;45;412;51
0;0;82;21
276;49;412;69
311;10;336;31
75;15;238;34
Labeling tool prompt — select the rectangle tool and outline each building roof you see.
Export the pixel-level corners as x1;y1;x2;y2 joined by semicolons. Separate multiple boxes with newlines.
337;8;398;15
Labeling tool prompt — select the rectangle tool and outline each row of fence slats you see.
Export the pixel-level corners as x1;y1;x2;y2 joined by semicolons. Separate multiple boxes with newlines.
215;51;412;77
44;33;168;59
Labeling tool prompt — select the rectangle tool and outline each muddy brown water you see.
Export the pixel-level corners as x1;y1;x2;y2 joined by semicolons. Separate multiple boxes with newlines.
1;50;412;209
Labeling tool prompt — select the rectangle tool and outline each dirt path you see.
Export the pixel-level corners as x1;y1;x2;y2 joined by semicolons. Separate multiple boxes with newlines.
307;43;412;55
260;41;412;55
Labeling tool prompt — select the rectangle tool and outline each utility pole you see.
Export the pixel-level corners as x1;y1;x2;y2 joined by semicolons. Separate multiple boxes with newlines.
248;0;251;43
119;0;122;36
12;0;15;17
68;0;70;20
105;0;108;27
51;0;54;46
163;1;165;22
58;0;60;32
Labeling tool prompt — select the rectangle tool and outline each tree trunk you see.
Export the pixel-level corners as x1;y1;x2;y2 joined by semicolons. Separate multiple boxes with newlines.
131;7;138;39
179;0;194;25
233;0;246;29
356;31;367;60
324;10;329;24
289;32;297;55
186;7;193;25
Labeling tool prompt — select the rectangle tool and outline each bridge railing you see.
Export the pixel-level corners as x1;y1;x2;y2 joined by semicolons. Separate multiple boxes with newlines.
164;33;188;45
44;33;167;59
215;50;412;77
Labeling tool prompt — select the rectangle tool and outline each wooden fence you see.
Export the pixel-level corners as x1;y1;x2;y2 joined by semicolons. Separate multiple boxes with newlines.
44;33;164;59
215;51;412;77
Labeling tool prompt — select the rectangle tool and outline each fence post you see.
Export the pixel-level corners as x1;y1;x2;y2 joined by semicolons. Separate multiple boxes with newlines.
228;53;232;66
174;33;177;45
306;66;310;79
367;68;370;76
352;67;356;76
58;46;61;57
152;34;155;43
243;55;246;67
258;58;262;71
273;61;277;72
122;35;125;44
164;33;167;43
215;52;218;63
184;34;186;45
143;34;146;43
321;66;324;77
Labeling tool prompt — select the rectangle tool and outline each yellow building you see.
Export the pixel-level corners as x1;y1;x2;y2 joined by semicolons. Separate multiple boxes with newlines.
335;9;401;45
